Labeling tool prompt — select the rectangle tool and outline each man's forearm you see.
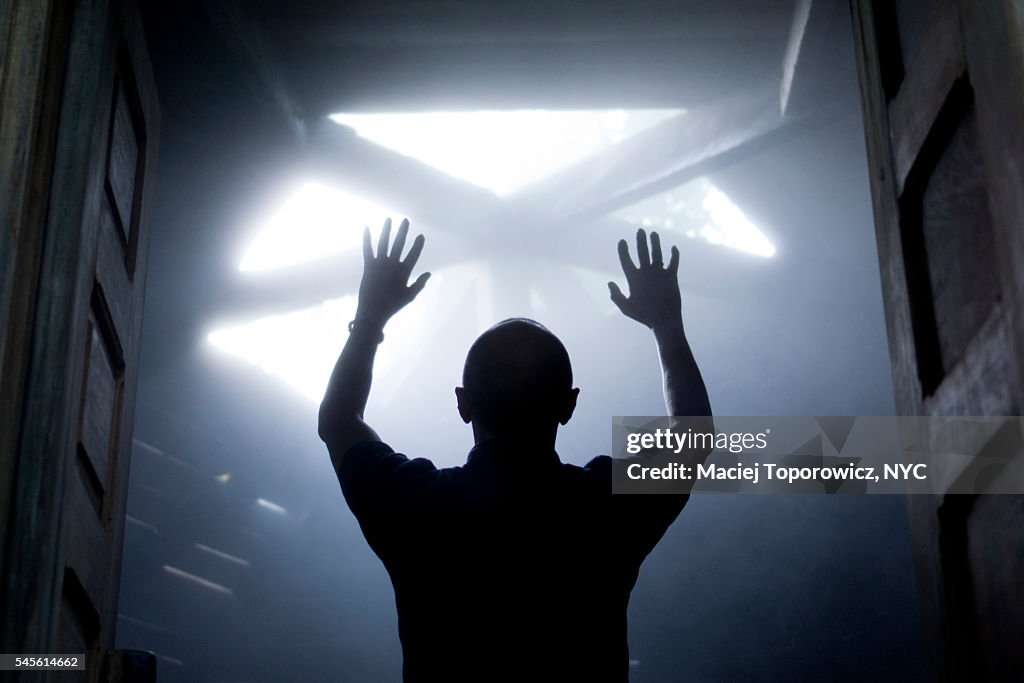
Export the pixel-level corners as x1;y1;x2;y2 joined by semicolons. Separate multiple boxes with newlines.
318;219;428;455
318;326;382;441
653;321;711;418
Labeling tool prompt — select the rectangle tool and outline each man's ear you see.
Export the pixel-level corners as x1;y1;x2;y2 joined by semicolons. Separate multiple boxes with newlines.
558;387;580;425
455;387;472;424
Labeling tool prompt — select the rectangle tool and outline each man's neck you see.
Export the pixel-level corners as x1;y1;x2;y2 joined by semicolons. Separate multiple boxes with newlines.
472;422;558;452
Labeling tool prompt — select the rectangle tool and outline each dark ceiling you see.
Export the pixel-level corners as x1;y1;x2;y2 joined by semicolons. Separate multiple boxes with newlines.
203;0;797;114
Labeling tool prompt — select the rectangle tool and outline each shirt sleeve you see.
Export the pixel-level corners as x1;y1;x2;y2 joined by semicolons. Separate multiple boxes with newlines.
585;455;689;569
334;440;440;520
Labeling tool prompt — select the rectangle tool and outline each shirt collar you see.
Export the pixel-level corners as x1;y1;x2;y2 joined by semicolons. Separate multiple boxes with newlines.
466;438;562;469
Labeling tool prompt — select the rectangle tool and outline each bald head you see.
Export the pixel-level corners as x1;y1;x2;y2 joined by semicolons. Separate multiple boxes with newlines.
459;319;576;438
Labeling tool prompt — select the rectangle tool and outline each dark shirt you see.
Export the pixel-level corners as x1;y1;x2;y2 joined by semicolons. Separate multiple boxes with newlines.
336;438;687;682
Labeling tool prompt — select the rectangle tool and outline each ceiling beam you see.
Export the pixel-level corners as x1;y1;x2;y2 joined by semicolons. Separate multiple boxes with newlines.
510;84;805;224
201;0;305;135
209;99;807;322
780;0;815;116
776;0;855;117
283;42;779;115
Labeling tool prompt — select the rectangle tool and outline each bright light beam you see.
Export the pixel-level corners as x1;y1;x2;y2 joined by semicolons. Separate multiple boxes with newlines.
699;186;776;258
256;498;288;515
243;111;682;272
208;296;358;402
239;183;399;273
329;109;683;196
207;263;489;404
614;178;776;258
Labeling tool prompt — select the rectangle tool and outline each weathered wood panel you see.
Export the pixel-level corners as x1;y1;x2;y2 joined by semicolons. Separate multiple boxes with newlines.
0;0;72;610
0;2;159;680
851;0;1024;680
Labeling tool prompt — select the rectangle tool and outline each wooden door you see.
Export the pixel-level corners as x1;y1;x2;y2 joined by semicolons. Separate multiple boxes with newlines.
0;0;159;681
850;1;1024;680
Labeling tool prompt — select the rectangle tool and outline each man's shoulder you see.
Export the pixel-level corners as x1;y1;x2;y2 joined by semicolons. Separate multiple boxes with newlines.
556;455;613;490
339;440;442;490
563;454;612;472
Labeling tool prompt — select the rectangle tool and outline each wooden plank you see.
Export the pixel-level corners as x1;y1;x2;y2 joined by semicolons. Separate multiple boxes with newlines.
271;0;794;113
854;1;1024;680
289;40;780;115
0;0;119;660
778;0;856;119
208;212;774;328
897;82;1001;393
271;1;791;47
542;215;779;299
308;115;777;254
779;0;814;116
78;314;121;492
849;0;922;416
956;0;1024;413
307;119;504;242
551;115;822;227
888;1;965;194
234;104;797;326
62;456;114;605
0;0;70;610
95;200;135;336
512;84;790;223
106;79;141;240
53;568;100;683
964;494;1024;678
96;0;161;654
307;85;814;248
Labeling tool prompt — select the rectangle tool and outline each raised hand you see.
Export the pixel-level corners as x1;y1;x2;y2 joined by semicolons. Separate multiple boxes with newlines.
355;218;430;328
608;229;683;332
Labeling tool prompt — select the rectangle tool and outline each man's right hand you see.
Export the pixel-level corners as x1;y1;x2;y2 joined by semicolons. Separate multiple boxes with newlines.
608;229;684;332
355;217;430;329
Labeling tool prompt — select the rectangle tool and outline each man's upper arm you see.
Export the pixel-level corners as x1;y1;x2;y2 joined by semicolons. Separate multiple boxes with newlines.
332;439;439;519
320;412;380;470
587;455;689;565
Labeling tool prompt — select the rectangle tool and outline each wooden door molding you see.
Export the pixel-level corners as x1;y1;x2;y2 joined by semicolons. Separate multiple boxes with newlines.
1;0;121;658
0;1;159;679
957;0;1024;388
852;0;1023;422
851;1;1024;680
0;0;74;596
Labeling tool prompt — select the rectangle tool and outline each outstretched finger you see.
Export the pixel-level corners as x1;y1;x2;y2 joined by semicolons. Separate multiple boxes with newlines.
608;282;629;313
377;218;392;258
362;227;372;263
650;231;664;267
391;218;409;260
668;245;680;274
617;239;637;275
402;233;426;271
636;228;650;267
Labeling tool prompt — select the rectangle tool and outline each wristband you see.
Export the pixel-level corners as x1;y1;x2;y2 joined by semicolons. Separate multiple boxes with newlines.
348;319;385;344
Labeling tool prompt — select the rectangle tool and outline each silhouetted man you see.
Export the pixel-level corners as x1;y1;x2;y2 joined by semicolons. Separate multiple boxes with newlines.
319;219;711;682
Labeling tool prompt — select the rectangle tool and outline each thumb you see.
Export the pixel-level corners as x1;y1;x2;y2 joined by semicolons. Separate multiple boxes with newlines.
608;282;629;313
408;271;431;299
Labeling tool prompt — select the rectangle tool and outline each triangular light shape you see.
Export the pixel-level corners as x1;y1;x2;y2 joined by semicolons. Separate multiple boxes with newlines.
330;109;683;196
239;183;398;272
